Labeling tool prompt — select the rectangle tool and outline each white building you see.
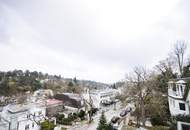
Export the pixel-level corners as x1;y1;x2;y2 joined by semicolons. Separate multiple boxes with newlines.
168;77;190;129
83;88;117;108
33;89;54;99
168;79;190;115
0;103;46;130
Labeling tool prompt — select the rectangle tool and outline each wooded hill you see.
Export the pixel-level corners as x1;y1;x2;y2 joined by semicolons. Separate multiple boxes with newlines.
0;70;109;96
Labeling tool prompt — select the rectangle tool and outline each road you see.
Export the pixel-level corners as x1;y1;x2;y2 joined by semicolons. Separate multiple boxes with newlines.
68;102;125;130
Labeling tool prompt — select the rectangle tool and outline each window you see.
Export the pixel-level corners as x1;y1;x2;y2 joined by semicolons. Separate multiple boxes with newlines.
25;124;29;130
173;85;176;91
182;124;190;130
179;103;186;111
180;86;183;93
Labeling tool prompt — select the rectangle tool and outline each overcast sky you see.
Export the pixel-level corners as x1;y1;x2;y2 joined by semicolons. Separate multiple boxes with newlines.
0;0;190;83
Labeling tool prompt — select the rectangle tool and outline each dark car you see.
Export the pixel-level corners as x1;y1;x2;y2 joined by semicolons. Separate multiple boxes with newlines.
120;107;132;117
120;110;127;117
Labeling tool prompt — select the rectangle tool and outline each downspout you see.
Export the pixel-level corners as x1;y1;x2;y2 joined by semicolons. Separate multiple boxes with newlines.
17;122;19;130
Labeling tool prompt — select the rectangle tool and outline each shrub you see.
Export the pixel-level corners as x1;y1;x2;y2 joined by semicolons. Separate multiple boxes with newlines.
150;126;169;130
56;111;87;125
72;112;78;120
150;115;167;126
61;118;72;125
40;120;55;130
56;114;65;124
67;113;78;121
106;123;114;130
78;110;85;120
175;115;190;122
169;124;177;130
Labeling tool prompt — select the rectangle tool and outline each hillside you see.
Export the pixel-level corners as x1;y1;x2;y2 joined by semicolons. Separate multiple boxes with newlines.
0;70;109;96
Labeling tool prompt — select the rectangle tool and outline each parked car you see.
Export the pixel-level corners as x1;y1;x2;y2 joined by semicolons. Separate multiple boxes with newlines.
120;107;132;117
111;116;120;124
120;110;128;117
101;100;112;106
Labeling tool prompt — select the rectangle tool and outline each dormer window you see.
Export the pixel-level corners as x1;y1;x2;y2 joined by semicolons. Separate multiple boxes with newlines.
172;85;176;91
168;81;174;89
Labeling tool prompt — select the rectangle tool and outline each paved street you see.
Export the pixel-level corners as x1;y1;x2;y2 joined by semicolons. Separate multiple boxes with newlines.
68;102;125;130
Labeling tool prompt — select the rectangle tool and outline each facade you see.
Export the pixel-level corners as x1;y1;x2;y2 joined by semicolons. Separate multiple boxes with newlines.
0;103;46;130
168;77;190;129
33;89;54;99
83;88;117;108
168;78;190;116
45;99;63;117
0;117;9;130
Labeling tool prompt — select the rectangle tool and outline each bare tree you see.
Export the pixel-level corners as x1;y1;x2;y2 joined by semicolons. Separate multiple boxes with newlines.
125;66;151;127
173;41;187;75
155;55;176;75
82;89;94;123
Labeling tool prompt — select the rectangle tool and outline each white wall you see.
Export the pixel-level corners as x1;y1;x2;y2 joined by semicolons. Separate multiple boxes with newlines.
0;105;46;130
0;122;9;130
168;97;189;116
18;120;41;130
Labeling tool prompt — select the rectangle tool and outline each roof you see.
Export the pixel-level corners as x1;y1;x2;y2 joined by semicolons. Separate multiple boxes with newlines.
62;93;82;101
168;81;175;84
176;80;186;84
169;77;190;83
45;99;63;106
179;77;190;81
55;93;83;108
7;104;29;114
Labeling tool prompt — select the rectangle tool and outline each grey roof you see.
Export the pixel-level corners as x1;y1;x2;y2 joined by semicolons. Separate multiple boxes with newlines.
7;104;29;114
63;93;82;101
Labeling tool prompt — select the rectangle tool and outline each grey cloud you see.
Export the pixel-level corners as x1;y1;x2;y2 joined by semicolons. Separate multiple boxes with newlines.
0;0;190;82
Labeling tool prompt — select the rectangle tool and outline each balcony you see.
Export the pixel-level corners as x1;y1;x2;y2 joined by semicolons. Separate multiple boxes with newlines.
168;89;183;99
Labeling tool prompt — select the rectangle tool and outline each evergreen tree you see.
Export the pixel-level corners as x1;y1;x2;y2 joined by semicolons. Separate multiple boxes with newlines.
73;77;77;84
182;64;190;77
68;81;74;87
106;123;114;130
97;112;108;130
